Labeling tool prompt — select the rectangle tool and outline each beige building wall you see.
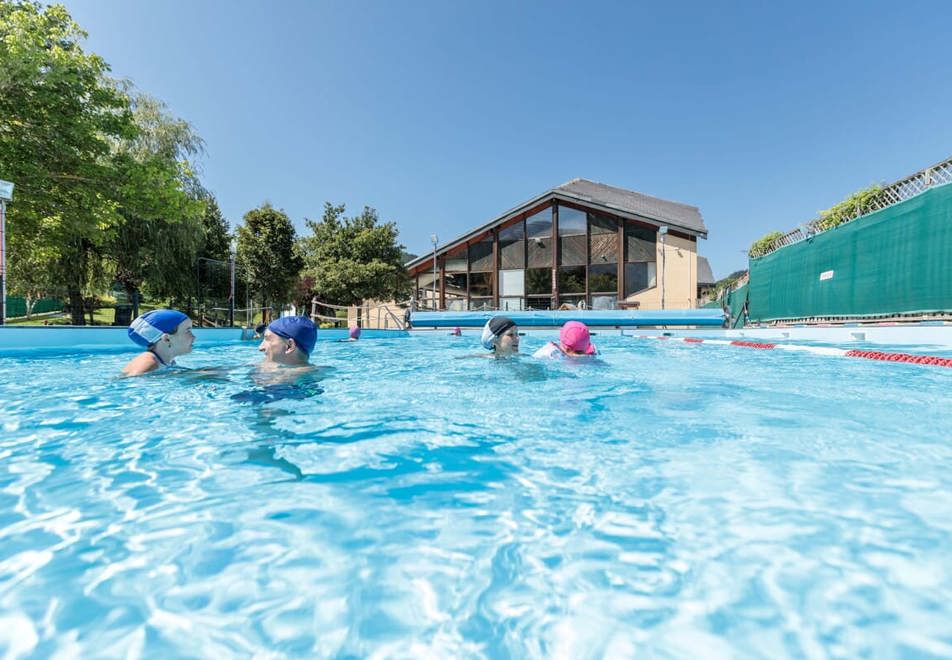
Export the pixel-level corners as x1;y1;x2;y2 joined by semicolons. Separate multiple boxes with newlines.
627;233;698;310
347;300;408;329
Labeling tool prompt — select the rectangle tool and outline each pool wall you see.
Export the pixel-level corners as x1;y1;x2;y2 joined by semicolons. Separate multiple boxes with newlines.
0;326;408;352
418;324;952;349
2;324;950;353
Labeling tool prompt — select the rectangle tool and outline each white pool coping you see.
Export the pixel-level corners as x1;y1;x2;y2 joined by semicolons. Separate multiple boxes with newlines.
0;326;408;352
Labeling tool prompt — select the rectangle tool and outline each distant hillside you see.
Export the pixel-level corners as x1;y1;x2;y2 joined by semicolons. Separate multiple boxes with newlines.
401;250;418;266
714;269;747;292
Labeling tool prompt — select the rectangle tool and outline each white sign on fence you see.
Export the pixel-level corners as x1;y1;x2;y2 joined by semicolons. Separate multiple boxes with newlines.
0;180;13;201
819;270;835;281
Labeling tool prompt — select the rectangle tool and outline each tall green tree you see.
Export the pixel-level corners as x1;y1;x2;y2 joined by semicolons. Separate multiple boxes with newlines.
7;232;60;318
196;194;233;305
235;204;301;317
0;1;136;323
299;203;409;307
107;93;206;310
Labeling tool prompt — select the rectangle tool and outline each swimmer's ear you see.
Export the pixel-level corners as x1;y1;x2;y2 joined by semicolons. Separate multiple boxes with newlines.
285;338;297;354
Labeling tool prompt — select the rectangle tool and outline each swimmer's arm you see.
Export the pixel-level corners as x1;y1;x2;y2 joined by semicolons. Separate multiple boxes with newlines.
122;352;159;377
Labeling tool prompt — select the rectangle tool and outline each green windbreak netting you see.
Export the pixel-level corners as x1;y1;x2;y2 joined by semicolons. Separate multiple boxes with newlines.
726;283;748;328
4;297;63;318
748;182;952;321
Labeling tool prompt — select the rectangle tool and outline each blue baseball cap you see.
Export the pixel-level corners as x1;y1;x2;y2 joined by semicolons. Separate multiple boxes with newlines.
128;309;189;347
268;316;317;355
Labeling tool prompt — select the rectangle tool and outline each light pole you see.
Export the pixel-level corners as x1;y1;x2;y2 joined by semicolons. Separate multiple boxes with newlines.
658;226;668;310
229;238;237;327
0;180;14;326
430;233;438;311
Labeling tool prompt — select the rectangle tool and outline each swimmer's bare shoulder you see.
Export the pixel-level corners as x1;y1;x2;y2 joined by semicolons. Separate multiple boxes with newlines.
122;352;159;377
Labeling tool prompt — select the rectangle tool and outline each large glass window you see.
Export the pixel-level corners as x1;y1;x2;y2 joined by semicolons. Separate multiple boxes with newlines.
526;207;553;268
526;268;550;295
499;222;525;269
558;206;587;266
589;214;617;263
444;272;467;298
589;214;618;294
625;263;656;295
445;245;467;273
624;223;657;296
588;263;617;293
469;272;493;297
469;239;493;272
558;266;586;294
416;271;440;310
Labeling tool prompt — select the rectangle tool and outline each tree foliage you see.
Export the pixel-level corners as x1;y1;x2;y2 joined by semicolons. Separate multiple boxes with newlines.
0;1;136;321
299;203;409;307
748;231;784;258
235;204;301;311
816;184;883;231
107;93;206;304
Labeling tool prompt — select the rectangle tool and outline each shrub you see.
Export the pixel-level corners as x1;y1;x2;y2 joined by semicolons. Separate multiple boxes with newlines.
748;231;784;258
816;185;883;231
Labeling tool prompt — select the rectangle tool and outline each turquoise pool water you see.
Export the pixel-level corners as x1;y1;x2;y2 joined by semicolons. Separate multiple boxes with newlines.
1;333;951;657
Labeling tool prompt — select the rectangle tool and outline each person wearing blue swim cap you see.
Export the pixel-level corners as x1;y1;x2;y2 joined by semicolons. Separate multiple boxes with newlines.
258;316;317;367
122;309;194;376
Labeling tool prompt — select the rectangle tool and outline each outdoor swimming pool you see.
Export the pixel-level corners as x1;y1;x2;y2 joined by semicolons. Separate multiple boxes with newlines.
1;331;951;657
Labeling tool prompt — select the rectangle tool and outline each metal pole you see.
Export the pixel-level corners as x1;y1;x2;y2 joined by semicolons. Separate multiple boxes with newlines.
430;234;438;311
229;240;236;327
659;226;668;310
0;200;6;326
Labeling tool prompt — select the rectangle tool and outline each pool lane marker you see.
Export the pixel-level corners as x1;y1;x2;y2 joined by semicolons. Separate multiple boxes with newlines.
637;336;952;368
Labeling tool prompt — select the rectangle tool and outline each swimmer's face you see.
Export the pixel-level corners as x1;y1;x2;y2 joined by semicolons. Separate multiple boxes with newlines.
166;319;194;356
494;326;519;355
258;329;300;364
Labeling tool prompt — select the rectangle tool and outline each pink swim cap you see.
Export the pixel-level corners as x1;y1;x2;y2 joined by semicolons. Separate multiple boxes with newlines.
349;326;361;339
452;327;461;336
560;321;596;355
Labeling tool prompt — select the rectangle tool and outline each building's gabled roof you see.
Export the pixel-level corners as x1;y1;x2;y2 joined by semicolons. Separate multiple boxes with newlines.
406;178;706;270
554;179;706;236
697;256;716;286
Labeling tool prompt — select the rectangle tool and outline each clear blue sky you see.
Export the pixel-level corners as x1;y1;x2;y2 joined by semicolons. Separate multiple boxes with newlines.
64;0;952;278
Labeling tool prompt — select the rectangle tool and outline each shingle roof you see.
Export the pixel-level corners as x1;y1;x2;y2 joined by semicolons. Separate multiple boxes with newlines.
697;256;715;285
554;178;706;236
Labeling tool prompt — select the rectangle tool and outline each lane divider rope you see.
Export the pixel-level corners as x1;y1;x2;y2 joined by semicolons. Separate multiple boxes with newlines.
637;336;952;368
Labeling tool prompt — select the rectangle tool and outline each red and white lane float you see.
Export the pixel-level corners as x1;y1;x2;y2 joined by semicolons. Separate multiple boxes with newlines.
638;336;952;368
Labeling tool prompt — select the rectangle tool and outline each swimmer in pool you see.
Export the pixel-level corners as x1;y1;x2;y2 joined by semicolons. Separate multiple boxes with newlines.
532;320;597;359
122;309;195;376
480;316;520;358
258;316;317;369
336;326;360;342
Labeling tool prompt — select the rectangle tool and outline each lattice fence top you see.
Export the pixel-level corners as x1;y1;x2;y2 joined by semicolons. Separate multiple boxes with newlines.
757;155;952;257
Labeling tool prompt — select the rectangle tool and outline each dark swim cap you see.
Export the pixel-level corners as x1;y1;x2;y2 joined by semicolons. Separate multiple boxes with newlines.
268;316;317;355
128;309;188;347
480;316;516;350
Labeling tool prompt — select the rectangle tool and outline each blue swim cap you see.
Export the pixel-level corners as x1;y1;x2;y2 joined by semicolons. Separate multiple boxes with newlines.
128;309;188;347
268;316;317;355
